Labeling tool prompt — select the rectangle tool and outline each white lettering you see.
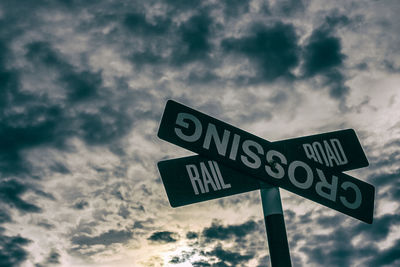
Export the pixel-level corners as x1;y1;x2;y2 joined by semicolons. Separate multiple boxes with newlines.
208;161;221;190
175;113;202;142
324;140;340;167
303;143;319;163
315;169;338;201
200;162;218;192
288;161;313;189
312;142;329;167
212;161;231;189
186;164;204;195
203;123;230;156
331;139;348;165
229;134;241;160
241;140;264;169
340;182;362;209
265;150;287;179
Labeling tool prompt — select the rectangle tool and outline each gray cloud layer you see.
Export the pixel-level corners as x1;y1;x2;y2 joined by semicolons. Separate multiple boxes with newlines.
0;0;399;266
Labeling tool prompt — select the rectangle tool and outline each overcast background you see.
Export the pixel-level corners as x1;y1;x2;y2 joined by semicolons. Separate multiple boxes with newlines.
0;0;399;266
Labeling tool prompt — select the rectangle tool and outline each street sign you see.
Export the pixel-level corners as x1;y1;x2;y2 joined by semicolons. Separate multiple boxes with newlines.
158;155;261;207
273;129;368;172
157;100;374;223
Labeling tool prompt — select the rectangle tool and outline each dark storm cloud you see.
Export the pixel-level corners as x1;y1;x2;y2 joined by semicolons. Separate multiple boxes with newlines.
0;40;64;176
0;208;12;224
221;22;300;82
324;70;350;100
0;39;58;175
25;41;66;70
302;29;345;76
147;231;178;243
171;13;213;65
221;0;249;17
0;180;41;213
370;238;400;266
0;34;60;208
164;0;202;10
283;157;400;266
302;13;353;100
44;250;61;265
71;229;133;246
0;102;64;174
169;256;184;264
0;233;32;267
0;40;20;110
78;105;134;145
352;213;400;242
61;70;101;103
34;249;61;267
204;244;254;266
169;250;196;264
368;163;400;202
300;228;362;266
126;10;214;67
72;199;89;210
300;232;377;266
270;0;308;16
315;214;344;228
26;41;101;103
192;260;211;267
367;148;400;173
123;12;171;36
172;220;265;265
297;210;400;267
2;39;143;170
186;231;198;240
202;220;258;243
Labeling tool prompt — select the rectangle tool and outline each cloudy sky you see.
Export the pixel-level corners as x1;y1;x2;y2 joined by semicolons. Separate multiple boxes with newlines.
0;0;399;266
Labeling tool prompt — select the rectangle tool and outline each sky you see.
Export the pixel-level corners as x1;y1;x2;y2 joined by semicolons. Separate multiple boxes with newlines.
0;0;399;266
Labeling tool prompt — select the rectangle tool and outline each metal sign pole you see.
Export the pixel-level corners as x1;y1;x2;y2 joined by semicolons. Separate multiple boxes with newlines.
260;183;292;267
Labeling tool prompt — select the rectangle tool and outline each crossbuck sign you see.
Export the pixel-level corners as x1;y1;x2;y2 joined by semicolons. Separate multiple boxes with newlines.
157;100;374;224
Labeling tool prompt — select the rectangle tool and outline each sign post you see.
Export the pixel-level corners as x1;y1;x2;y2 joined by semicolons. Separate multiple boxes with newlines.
260;184;291;267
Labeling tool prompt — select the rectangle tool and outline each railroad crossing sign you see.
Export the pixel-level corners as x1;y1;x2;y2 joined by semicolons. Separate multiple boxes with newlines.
158;128;368;206
157;100;374;224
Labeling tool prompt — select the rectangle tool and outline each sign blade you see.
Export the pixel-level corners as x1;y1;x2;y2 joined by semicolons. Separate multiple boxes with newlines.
158;100;369;172
274;129;368;172
157;156;261;207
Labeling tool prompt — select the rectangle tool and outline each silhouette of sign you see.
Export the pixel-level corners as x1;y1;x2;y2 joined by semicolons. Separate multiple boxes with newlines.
157;100;374;223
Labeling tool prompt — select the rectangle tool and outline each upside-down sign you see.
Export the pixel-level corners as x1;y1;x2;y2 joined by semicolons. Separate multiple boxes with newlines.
157;100;374;224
